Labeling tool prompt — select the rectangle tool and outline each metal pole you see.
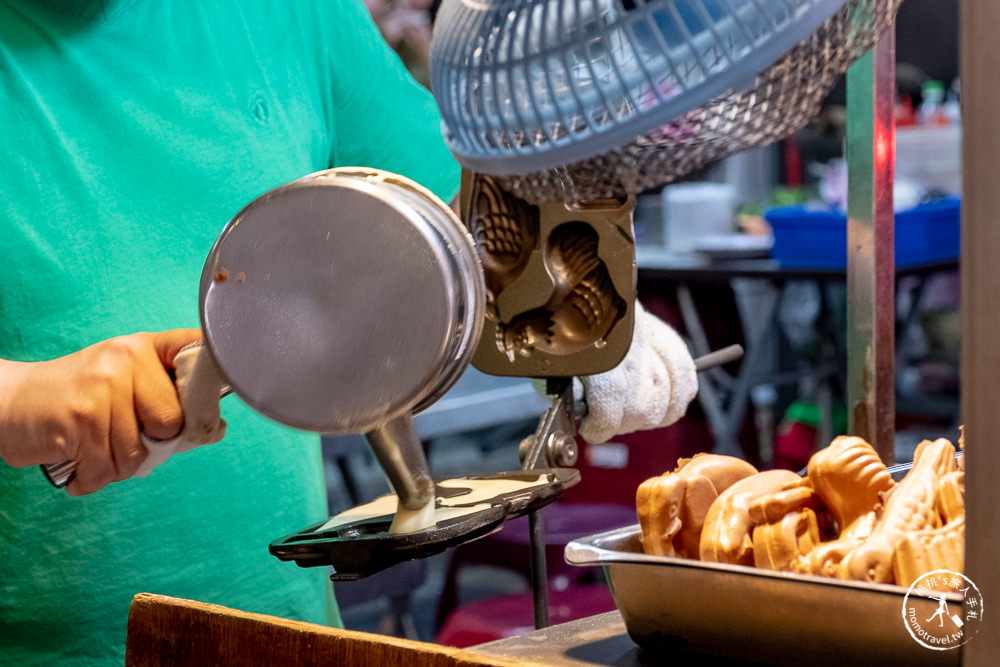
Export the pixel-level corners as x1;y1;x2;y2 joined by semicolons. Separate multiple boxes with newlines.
960;0;1000;661
845;28;896;463
528;510;549;629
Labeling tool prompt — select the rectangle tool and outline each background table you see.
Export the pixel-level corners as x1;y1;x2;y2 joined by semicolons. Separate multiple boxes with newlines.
637;247;959;465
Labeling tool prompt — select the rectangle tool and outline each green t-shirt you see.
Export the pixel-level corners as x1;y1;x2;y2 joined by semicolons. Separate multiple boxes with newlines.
0;0;460;664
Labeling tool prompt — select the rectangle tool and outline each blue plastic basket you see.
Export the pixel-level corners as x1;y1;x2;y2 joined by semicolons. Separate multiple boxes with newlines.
765;198;960;269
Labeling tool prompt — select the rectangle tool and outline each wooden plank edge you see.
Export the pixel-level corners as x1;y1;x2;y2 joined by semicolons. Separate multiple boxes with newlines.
125;592;544;667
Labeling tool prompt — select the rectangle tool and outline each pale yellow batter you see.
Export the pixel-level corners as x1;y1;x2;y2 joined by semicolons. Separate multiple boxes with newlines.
315;474;550;534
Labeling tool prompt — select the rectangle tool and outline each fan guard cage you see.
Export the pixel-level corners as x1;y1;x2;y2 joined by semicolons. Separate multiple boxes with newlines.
430;0;902;203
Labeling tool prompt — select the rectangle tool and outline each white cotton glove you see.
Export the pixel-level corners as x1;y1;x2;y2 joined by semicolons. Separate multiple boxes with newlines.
574;301;698;444
134;342;227;477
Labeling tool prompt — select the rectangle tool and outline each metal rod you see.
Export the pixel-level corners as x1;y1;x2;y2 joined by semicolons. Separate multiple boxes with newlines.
528;510;550;629
845;28;896;463
693;344;744;372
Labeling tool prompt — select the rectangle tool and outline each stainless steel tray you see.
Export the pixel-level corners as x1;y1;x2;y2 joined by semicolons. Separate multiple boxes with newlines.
565;524;961;666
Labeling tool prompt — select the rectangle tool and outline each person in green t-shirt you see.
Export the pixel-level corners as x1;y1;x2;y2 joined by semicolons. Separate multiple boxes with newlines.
0;1;461;664
0;0;699;664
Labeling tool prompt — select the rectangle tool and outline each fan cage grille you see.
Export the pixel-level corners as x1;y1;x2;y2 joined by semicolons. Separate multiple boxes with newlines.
431;0;901;203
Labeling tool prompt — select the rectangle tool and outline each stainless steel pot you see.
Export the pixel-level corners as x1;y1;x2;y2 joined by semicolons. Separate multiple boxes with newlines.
200;167;485;511
43;168;485;514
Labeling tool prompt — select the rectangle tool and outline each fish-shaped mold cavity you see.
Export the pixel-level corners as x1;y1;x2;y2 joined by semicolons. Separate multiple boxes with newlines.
497;221;626;359
466;175;539;313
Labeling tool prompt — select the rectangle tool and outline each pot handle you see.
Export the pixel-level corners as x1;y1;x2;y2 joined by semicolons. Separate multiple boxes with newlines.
41;343;229;488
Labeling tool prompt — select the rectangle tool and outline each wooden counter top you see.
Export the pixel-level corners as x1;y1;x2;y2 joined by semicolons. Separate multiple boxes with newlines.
125;594;765;667
471;611;768;667
124;593;541;667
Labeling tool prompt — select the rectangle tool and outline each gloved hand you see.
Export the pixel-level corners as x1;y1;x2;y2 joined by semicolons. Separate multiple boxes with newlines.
573;301;698;444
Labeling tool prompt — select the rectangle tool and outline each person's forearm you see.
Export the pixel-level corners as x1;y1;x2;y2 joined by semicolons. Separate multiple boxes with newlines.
0;356;40;467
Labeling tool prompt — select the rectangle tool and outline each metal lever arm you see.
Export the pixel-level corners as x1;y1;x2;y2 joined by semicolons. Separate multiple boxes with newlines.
519;378;577;471
518;344;744;470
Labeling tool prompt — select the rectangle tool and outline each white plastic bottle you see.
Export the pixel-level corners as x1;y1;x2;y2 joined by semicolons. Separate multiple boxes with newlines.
943;78;961;127
917;80;949;126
